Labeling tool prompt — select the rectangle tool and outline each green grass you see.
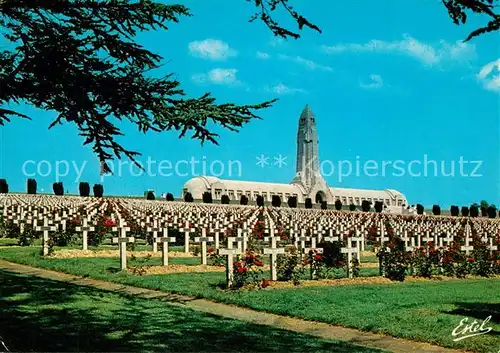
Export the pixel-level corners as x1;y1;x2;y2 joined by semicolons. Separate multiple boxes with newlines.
0;238;18;246
1;247;499;352
0;270;385;352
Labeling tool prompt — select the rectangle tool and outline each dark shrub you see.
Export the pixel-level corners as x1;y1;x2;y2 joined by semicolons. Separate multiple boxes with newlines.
27;178;37;194
79;182;90;197
487;206;496;218
256;195;265;207
305;198;312;209
469;205;478;217
480;207;488;217
202;191;212;203
288;196;297;208
432;205;441;215
361;200;371;212
349;203;356;211
166;192;175;201
321;201;327;210
334;200;342;211
461;206;470;217
93;184;104;197
52;182;64;196
271;195;281;207
221;195;230;204
374;201;383;213
146;191;155;200
450;205;459;216
184;192;194;202
416;204;424;215
0;179;9;193
240;195;248;205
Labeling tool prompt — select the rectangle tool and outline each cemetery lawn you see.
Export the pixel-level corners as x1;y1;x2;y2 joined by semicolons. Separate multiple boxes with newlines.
0;270;386;353
1;247;499;353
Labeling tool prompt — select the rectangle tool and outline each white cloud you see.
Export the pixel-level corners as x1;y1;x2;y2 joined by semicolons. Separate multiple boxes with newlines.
188;39;237;61
192;68;241;86
278;54;333;72
360;74;384;89
321;34;476;66
265;83;306;95
477;58;500;92
256;51;270;59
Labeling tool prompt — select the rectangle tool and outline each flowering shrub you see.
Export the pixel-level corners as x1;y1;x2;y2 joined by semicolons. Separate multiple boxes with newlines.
277;245;304;284
252;221;265;239
302;249;326;280
232;250;264;289
208;247;226;266
378;237;408;281
18;224;37;246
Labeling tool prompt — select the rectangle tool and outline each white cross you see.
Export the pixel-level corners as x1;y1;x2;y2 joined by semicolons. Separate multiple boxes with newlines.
112;236;135;270
75;218;95;251
194;229;214;265
179;221;196;253
35;218;57;256
154;228;176;266
341;246;358;278
218;242;243;288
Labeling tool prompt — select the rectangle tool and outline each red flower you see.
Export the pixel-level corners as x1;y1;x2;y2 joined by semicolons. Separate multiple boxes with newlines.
208;247;215;253
71;218;80;224
314;254;323;261
103;218;116;228
467;257;475;263
261;279;270;288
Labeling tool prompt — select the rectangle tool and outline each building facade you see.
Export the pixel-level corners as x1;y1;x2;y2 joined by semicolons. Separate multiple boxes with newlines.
182;105;408;208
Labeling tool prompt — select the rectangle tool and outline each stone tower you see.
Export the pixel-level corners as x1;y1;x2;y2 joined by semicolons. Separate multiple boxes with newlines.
291;105;331;202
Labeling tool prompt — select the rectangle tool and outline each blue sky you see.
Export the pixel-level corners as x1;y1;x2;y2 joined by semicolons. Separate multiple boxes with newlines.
0;0;499;207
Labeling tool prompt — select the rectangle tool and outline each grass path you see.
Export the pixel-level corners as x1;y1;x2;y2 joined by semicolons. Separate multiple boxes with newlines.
0;259;468;353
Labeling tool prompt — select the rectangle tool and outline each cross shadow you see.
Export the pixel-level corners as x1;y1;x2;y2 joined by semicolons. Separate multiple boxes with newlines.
0;270;383;352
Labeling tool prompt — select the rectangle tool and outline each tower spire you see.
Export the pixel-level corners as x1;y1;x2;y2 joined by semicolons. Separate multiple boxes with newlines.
291;105;329;198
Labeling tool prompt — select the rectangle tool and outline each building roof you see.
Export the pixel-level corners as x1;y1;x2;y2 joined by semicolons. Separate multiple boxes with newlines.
183;177;302;194
329;187;407;200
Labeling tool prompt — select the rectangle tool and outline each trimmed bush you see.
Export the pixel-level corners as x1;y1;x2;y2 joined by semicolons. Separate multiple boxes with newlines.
256;195;265;207
146;191;155;200
27;178;37;194
469;205;478;217
287;196;297;208
450;205;459;217
165;193;174;201
221;195;230;204
184;192;194;202
271;195;281;207
305;198;312;209
432;205;441;216
416;204;424;215
374;201;383;213
0;179;8;193
79;182;90;197
480;207;488;217
93;184;104;197
321;201;327;210
361;200;371;212
461;206;469;217
52;182;64;195
349;203;356;211
487;206;497;218
334;200;342;211
240;195;248;205
202;191;213;203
